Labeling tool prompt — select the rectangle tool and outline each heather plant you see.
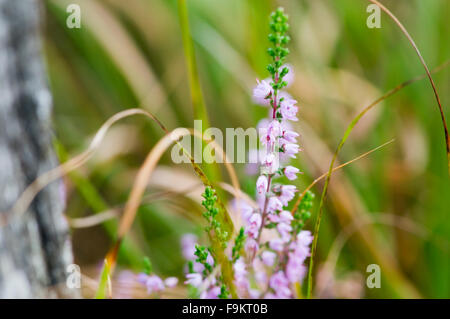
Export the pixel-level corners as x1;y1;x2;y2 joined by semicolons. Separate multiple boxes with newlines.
176;7;313;299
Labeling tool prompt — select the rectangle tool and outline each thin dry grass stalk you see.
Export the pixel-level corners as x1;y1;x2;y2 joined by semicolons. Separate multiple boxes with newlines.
367;0;450;173
290;139;395;214
306;59;450;298
0;109;165;227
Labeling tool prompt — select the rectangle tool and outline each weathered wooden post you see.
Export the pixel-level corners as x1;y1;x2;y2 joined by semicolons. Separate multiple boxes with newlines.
0;0;77;298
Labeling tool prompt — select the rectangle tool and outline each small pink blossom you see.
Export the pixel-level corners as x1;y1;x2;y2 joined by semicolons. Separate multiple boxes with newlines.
297;230;314;247
185;273;203;287
261;251;277;267
279;210;294;223
286;254;307;284
279;185;296;206
282;143;300;158
267;213;280;223
280;98;298;121
245;238;259;255
253;79;273;105
232;199;254;223
269;238;284;252
146;275;165;294
269;271;292;298
281;129;299;143
259;120;281;148
267;196;283;213
245;213;262;239
261;152;279;174
256;175;268;195
284;166;299;180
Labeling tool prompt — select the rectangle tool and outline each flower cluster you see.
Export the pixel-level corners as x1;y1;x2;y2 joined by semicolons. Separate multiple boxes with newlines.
232;7;313;299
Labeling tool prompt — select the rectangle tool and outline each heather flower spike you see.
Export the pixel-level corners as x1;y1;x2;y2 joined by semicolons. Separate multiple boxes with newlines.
176;7;313;299
231;7;313;298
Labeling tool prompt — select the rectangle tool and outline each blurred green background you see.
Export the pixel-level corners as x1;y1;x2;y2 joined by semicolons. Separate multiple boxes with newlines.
43;0;449;298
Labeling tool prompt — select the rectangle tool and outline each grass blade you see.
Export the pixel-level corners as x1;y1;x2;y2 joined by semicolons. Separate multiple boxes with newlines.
367;0;450;174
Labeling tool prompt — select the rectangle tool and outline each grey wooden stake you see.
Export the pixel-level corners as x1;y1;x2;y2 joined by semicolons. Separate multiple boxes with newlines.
0;0;78;298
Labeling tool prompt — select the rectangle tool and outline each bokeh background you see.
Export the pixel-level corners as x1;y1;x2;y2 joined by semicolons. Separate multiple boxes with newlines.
42;0;449;298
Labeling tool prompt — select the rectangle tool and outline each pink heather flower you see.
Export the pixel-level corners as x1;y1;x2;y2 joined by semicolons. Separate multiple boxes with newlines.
283;143;299;158
245;238;259;255
269;271;292;298
164;277;179;288
261;251;277;267
249;213;262;229
280;98;298;121
285;231;312;286
146;275;165;294
279;210;294;223
281;129;299;143
286;254;307;284
253;79;273;105
279;185;296;206
256;175;268;195
261;152;279;174
234;257;249;293
284;166;299;180
232;199;254;223
200;286;221;299
267;213;280;223
259;120;281;149
267;196;283;213
277;222;293;242
269;238;284;252
185;273;203;287
234;258;247;277
245;213;262;239
297;230;314;247
290;230;313;262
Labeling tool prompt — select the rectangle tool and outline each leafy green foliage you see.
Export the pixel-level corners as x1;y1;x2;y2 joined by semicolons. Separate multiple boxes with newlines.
143;256;153;275
231;227;246;261
201;187;228;247
293;191;314;234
